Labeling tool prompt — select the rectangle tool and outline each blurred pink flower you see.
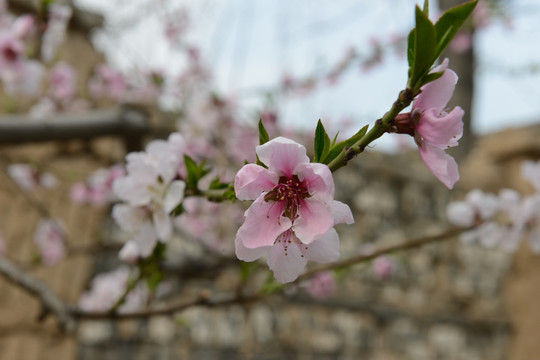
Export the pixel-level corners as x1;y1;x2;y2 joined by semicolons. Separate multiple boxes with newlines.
33;219;66;266
78;267;149;313
48;62;77;100
307;271;336;300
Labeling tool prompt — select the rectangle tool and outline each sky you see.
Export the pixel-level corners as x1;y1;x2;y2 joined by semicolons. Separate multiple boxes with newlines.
74;0;540;151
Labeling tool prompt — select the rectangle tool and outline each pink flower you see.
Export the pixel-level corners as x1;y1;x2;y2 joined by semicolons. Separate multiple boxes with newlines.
412;59;464;189
234;137;354;283
33;219;66;266
372;255;395;280
78;267;149;313
306;271;336;300
48;62;77;100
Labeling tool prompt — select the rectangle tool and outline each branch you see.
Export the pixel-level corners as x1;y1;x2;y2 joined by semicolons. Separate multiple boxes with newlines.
0;256;76;332
294;226;470;284
72;226;470;320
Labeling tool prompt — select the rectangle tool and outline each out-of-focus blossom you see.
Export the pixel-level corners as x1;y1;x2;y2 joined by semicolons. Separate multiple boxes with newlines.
8;163;58;191
78;267;149;313
33;219;66;266
306;271;336;300
70;165;125;206
112;133;186;260
88;64;127;101
48;62;77;100
372;255;395;280
234;137;354;283
450;31;472;53
41;4;72;63
2;60;44;96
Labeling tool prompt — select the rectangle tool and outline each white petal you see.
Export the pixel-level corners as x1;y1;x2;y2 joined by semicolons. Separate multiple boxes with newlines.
267;240;307;283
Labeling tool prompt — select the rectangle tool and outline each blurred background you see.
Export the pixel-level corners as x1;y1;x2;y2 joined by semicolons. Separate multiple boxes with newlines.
0;0;539;359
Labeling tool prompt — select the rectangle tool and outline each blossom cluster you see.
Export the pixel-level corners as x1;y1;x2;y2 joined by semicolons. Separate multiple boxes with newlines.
447;160;540;252
112;133;186;262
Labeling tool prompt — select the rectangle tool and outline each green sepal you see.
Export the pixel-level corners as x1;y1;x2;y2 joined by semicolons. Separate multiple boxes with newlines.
258;119;270;145
314;119;331;163
422;70;445;86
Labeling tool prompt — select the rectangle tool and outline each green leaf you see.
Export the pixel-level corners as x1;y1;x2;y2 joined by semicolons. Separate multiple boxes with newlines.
314;119;331;163
434;0;478;60
409;6;437;88
183;155;210;190
324;124;369;165
258;119;270;145
422;70;444;86
209;176;230;190
422;0;429;16
407;29;416;70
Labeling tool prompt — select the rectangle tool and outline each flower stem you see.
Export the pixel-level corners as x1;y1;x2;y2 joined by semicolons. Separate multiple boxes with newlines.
327;88;416;172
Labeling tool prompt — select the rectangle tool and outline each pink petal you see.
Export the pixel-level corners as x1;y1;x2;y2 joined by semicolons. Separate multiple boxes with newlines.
413;59;457;113
418;143;459;189
331;200;354;225
302;228;340;263
416;107;464;147
267;238;307;283
256;137;309;177
236;196;292;248
234;235;269;262
293;198;334;244
295;162;334;201
235;164;278;201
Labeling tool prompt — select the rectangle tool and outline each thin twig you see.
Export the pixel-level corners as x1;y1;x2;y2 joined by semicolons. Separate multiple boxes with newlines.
293;226;470;284
0;256;76;332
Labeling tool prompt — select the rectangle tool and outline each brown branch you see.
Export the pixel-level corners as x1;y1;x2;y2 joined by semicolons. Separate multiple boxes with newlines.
72;226;469;320
73;291;263;320
293;226;470;284
0;256;76;332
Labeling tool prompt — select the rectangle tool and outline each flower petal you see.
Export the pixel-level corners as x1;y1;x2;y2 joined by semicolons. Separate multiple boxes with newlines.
235;234;269;262
235;164;278;201
113;176;152;206
164;180;186;213
267;239;307;283
302;228;340;263
153;208;172;242
294;197;333;244
256;137;309;177
112;204;148;232
413;59;457;113
295;162;334;201
236;196;292;248
418;142;459;189
331;200;354;225
417;106;464;147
